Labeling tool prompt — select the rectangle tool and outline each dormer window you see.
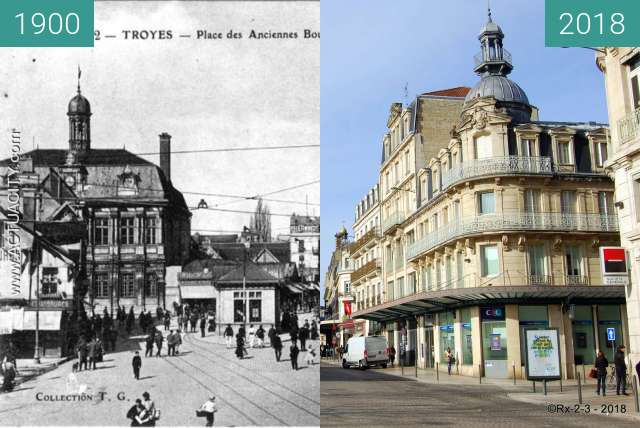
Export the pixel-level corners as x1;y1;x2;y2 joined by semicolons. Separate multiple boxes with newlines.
595;141;608;167
117;165;141;196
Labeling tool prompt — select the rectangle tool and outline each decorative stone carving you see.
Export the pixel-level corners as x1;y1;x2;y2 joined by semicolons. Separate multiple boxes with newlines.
501;235;510;251
592;238;600;249
553;236;563;251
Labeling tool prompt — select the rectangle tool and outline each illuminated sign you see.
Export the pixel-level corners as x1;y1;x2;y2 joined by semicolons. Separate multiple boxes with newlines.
481;306;505;321
599;247;629;286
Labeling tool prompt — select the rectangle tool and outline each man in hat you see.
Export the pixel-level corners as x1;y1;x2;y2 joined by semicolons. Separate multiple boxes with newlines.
199;395;218;426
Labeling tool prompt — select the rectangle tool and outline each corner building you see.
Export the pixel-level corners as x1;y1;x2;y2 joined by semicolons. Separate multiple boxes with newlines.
353;13;626;380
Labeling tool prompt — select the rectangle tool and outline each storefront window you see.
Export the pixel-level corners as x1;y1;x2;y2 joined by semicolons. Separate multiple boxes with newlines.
597;305;623;359
572;305;596;365
439;311;455;363
234;292;246;322
460;308;473;365
518;305;548;366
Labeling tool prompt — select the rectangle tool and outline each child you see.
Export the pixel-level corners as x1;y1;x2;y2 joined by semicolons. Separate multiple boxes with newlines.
132;351;142;380
305;345;316;366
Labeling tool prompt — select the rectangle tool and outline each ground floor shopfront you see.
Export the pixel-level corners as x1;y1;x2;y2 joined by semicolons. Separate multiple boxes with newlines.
379;302;628;379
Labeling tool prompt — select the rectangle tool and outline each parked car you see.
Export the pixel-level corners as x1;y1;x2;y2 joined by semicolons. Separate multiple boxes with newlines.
342;336;388;369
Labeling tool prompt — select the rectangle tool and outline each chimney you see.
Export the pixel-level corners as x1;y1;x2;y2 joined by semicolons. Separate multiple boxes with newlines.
159;133;171;180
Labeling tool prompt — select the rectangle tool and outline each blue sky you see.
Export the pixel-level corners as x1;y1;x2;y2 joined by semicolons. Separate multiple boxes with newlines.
320;0;609;297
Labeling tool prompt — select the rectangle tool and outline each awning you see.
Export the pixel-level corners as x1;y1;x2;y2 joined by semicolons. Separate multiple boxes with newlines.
0;311;14;334
353;285;627;322
285;284;303;294
180;285;217;299
22;311;62;331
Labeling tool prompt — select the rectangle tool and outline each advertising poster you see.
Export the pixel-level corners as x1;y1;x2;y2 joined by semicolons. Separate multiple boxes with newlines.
525;328;561;380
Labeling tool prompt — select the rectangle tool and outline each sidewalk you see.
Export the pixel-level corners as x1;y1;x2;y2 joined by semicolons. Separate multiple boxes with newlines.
322;358;640;422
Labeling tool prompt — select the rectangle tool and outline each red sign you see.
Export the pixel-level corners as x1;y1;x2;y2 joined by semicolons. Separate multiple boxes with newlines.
343;301;352;317
602;248;626;272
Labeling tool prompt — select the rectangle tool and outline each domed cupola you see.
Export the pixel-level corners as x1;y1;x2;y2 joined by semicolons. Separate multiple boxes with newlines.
464;6;532;122
67;67;91;152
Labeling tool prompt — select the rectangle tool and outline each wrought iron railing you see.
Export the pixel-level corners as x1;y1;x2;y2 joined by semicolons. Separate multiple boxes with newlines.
351;227;381;254
618;106;640;145
350;259;380;283
565;275;589;286
441;156;553;190
382;211;404;233
474;48;513;68
407;212;619;261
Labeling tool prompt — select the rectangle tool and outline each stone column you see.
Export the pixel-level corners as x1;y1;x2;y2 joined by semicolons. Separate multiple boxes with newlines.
505;304;521;379
471;306;483;378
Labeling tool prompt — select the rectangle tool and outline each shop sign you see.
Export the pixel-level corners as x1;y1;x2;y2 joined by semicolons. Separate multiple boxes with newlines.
599;247;629;286
481;306;505;321
524;328;561;381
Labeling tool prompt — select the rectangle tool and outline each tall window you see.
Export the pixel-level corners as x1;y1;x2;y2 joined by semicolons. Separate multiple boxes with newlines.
629;55;640;109
521;139;535;157
144;217;157;245
404;150;410;174
95;218;109;245
425;264;432;290
598;192;614;216
397;277;405;298
478;192;495;215
144;273;157;297
474;135;492;159
120;217;135;245
95;273;109;298
120;273;136;297
344;281;351;294
234;292;246;322
456;254;464;288
558;142;571;164
408;272;416;294
560;191;576;214
387;280;394;301
524;189;540;213
565;245;582;277
445;256;452;287
249;291;262;322
595;141;608;167
527;244;546;281
480;245;499;277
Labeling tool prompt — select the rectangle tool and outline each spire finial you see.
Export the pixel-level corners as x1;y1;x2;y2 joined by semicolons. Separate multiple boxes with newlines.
488;0;492;22
77;65;82;94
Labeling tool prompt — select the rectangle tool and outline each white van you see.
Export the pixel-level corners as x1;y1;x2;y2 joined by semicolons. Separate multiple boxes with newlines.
342;336;388;369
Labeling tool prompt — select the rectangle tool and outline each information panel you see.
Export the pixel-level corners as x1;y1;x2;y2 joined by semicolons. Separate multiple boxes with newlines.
524;328;561;380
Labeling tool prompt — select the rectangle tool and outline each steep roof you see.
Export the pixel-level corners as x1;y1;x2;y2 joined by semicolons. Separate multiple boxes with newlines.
422;87;471;98
217;261;279;283
205;241;290;264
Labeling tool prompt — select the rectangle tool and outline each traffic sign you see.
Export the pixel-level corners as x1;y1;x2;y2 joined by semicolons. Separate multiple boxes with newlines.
607;327;616;342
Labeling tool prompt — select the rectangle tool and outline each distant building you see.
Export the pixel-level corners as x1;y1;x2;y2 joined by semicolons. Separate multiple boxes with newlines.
284;214;320;283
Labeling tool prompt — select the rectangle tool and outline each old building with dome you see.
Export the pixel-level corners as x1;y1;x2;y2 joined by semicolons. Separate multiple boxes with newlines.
0;81;192;317
328;9;626;381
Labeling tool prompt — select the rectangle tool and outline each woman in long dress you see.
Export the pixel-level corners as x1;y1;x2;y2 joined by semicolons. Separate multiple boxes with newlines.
235;333;245;359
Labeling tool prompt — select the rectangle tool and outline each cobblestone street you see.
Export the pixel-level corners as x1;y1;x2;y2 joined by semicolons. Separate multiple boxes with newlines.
0;325;320;426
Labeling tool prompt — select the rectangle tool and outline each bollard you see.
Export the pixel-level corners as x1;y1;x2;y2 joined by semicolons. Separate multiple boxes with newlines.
436;362;439;382
479;364;482;384
533;380;536;393
633;375;639;413
577;373;583;405
513;363;516;385
582;365;586;384
543;379;547;396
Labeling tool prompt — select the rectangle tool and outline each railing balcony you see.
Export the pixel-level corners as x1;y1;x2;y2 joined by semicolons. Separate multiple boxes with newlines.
474;48;513;69
350;259;381;283
565;275;589;286
526;274;553;286
351;227;381;254
618;106;640;145
407;212;619;261
382;211;404;233
441;156;553;190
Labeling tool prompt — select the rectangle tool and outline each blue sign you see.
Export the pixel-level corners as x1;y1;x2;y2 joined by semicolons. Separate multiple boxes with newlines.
607;327;616;342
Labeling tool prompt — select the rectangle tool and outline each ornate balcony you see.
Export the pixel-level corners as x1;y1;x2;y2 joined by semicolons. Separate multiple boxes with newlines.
351;259;380;284
441;156;553;190
407;212;619;261
382;211;404;233
618;106;640;145
351;227;381;254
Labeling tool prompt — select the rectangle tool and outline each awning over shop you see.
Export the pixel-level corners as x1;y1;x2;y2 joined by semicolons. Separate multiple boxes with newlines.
285;284;303;294
0;308;24;334
353;285;627;322
22;310;62;331
180;285;217;299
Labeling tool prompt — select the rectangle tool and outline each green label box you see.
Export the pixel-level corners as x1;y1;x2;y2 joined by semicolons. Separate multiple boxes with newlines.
0;0;94;47
545;0;640;47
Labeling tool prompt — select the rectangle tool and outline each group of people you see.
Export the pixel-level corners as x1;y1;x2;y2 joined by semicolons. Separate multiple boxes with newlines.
74;335;104;371
126;391;158;426
593;345;640;396
176;304;216;337
144;328;183;358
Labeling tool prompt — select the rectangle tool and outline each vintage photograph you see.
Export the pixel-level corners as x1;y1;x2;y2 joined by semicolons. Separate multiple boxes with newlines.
0;1;319;426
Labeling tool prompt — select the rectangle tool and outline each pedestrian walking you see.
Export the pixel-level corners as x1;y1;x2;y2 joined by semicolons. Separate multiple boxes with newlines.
267;324;276;347
132;351;142;380
76;336;88;371
190;313;198;333
290;343;299;370
88;337;99;370
272;334;283;362
235;333;246;359
289;328;298;348
167;330;177;356
200;315;206;338
614;345;629;395
176;329;184;355
224;325;234;349
198;395;218;427
388;346;396;367
145;332;154;358
238;325;246;341
299;324;308;350
163;312;171;331
248;324;256;348
142;391;157;426
109;326;118;352
126;398;145;426
155;330;164;358
305;345;316;366
256;325;265;348
594;351;608;396
207;313;216;333
445;347;454;375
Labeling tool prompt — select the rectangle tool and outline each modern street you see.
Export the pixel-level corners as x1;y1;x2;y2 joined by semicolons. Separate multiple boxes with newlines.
320;362;639;428
0;325;320;426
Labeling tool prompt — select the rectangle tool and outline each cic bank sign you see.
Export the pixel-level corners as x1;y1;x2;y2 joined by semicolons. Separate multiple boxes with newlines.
481;307;506;321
